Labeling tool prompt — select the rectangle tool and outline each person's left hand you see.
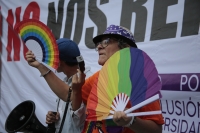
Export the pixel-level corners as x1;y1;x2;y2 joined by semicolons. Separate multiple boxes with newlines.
113;111;132;127
46;111;60;124
72;69;86;92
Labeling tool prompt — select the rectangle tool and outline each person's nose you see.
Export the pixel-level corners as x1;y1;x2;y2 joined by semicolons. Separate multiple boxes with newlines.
96;43;103;51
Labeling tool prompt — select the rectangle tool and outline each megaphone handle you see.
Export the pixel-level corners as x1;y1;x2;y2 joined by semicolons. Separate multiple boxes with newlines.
48;112;57;127
46;112;57;133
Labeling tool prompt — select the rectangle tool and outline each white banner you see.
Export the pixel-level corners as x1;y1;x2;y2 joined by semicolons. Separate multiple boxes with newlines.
0;0;200;132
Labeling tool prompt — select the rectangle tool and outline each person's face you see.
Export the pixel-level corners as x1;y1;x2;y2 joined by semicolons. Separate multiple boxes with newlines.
96;37;120;65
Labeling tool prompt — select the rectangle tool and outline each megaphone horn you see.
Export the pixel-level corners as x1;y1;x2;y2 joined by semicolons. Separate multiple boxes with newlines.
5;100;55;133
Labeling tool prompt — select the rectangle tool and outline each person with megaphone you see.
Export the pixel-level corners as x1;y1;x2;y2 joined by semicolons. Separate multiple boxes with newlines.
25;38;92;133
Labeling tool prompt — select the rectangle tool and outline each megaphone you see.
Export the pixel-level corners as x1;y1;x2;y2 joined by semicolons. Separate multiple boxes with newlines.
5;100;56;133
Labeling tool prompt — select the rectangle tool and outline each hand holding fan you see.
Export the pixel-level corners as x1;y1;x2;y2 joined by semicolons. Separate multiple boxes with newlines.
15;19;59;70
86;47;162;121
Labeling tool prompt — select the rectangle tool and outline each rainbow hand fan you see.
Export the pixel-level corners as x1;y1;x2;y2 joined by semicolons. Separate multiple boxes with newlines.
86;47;162;121
15;19;59;70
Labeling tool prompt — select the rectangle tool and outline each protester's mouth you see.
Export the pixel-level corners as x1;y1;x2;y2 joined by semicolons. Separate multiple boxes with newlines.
99;53;104;56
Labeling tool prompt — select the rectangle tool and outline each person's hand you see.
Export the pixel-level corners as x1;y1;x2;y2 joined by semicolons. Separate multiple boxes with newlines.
113;111;132;127
72;69;86;92
46;111;60;124
25;50;41;68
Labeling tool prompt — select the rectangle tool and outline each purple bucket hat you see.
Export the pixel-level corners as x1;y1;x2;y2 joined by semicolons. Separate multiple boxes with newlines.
93;24;137;48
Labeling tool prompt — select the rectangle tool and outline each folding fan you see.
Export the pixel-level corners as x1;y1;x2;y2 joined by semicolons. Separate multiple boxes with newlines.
86;47;162;121
14;19;59;70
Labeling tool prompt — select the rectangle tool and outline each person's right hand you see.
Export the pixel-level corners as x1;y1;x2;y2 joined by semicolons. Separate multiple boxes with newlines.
25;50;41;68
72;69;86;92
46;111;60;124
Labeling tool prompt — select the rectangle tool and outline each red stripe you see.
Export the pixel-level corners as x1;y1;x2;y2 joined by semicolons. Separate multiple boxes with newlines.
86;74;100;121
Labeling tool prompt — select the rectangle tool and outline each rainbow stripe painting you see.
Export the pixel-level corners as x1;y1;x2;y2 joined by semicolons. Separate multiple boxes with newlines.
15;19;59;70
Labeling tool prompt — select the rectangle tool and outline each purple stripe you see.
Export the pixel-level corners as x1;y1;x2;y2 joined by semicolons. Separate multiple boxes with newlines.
142;52;162;98
106;126;124;133
159;73;200;92
129;48;147;106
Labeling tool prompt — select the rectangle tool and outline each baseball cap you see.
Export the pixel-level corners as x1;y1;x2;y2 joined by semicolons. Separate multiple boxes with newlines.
56;38;80;63
93;24;137;48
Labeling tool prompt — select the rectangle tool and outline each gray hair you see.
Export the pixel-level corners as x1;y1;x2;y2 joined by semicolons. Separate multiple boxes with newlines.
117;39;129;49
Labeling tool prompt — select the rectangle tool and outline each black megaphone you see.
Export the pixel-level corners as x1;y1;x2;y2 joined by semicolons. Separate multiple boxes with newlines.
5;100;56;133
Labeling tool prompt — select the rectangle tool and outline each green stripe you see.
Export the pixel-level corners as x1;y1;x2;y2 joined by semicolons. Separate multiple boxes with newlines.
118;48;131;97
